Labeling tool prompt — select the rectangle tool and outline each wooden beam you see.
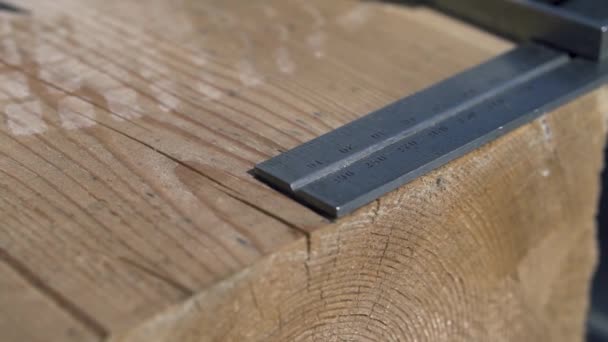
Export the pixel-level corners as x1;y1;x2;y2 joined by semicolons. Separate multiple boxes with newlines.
0;0;603;340
111;89;606;341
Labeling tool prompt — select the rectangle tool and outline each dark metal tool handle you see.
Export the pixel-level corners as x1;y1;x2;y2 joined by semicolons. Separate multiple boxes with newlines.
430;0;608;60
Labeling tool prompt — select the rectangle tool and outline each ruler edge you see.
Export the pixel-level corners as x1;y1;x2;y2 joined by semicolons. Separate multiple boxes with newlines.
253;51;608;218
321;67;608;218
253;44;562;191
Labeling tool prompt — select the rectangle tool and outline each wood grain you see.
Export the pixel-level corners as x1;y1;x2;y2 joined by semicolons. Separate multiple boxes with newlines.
0;0;602;341
0;249;99;342
112;89;607;342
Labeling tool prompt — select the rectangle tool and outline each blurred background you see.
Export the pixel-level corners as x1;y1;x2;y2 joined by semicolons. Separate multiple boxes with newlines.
588;149;608;341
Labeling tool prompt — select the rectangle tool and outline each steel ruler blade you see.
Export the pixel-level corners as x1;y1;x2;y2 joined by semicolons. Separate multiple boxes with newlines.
254;43;608;218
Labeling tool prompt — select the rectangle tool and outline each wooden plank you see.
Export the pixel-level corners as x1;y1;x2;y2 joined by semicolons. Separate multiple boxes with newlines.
0;0;602;340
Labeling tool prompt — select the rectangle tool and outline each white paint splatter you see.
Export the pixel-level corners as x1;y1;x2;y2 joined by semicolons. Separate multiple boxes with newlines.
299;2;327;59
276;47;295;74
541;169;550;177
237;60;263;87
337;4;373;32
38;58;84;93
272;22;296;74
0;71;30;98
236;33;264;87
5;101;47;135
197;82;223;100
307;31;326;59
58;96;96;130
150;80;181;113
104;88;143;121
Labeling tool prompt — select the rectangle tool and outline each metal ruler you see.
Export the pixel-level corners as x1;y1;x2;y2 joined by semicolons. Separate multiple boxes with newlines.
254;0;608;218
